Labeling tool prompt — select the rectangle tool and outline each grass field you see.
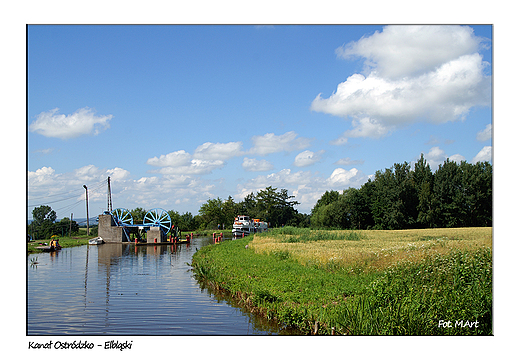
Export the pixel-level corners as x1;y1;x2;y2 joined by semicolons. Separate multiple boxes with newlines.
191;227;492;335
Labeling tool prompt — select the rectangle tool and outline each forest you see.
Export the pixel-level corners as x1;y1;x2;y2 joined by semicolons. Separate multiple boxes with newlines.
28;155;492;240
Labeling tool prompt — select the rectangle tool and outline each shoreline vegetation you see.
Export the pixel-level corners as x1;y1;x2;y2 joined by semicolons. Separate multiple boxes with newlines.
191;226;492;335
26;229;232;254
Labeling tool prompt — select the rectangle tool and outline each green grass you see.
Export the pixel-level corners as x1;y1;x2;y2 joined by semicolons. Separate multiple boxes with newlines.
27;230;92;254
191;228;492;335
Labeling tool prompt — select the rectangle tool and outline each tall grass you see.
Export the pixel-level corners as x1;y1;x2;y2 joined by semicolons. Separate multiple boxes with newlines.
336;247;492;335
191;227;492;335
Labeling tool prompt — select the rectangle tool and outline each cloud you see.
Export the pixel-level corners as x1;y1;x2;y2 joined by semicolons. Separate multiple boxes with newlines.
472;146;492;163
242;157;274;172
332;117;393;143
33;148;55;155
423;146;466;170
326;168;364;188
28;166;56;187
335;25;484;79
27;164;218;218
193;141;243;160
146;150;192;167
476;124;492;142
147;141;243;175
106;167;131;181
312;25;491;141
334;157;364;166
155;159;225;175
28;165;134;209
29;107;113;139
294;150;324;167
249;131;312;155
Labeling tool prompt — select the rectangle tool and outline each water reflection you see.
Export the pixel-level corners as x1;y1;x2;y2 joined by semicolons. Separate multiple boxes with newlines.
27;237;298;335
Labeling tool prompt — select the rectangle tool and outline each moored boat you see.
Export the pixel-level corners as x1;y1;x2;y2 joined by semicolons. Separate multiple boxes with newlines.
89;237;104;245
232;216;268;237
232;215;253;237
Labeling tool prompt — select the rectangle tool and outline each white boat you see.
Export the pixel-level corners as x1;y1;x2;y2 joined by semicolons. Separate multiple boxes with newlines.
232;215;254;237
232;216;268;237
89;237;104;245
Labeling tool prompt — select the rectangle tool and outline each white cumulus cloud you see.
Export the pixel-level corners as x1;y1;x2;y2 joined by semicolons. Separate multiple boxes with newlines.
106;167;131;181
193;141;243;160
472;146;492;163
335;25;484;79
312;25;491;142
28;166;56;187
327;168;364;187
423;146;466;170
30;107;113;139
249;131;312;155
155;159;225;176
476;124;492;142
242;157;274;172
146;150;192;167
294;150;324;167
147;141;243;176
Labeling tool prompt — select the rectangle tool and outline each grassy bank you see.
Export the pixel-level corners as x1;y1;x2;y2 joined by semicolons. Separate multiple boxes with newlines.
27;229;92;254
191;227;492;335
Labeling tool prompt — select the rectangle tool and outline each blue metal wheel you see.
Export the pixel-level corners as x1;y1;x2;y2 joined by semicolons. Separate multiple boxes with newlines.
143;208;171;235
111;208;133;226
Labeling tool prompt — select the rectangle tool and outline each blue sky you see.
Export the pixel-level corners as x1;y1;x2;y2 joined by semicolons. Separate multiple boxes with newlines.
27;25;492;220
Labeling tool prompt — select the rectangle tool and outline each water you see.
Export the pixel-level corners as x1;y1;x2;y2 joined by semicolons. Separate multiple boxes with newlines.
27;236;294;335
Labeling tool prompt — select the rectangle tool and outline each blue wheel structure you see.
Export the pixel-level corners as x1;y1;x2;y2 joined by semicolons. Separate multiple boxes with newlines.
143;208;171;236
111;208;133;226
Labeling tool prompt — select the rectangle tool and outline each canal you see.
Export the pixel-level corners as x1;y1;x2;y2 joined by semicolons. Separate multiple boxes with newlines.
27;236;294;335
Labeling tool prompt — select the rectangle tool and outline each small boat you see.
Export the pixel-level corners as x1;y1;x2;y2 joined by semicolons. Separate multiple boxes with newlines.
89;237;104;245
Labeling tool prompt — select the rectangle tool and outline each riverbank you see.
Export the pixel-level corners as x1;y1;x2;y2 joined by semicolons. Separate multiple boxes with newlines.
191;227;492;335
27;235;90;254
27;229;234;254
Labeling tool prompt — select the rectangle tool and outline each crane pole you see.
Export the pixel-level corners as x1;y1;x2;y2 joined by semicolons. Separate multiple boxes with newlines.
107;176;112;213
83;185;89;236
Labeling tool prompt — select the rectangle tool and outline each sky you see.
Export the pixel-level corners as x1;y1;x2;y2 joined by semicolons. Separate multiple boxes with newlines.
27;24;493;221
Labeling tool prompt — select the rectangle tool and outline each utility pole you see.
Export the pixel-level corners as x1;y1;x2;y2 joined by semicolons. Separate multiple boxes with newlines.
83;185;89;236
70;213;73;237
107;176;112;213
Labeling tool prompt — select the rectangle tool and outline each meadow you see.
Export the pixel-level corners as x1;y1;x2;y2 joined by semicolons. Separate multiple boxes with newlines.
191;227;492;335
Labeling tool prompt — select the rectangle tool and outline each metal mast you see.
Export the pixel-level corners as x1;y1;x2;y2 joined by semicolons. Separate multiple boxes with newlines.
107;176;113;213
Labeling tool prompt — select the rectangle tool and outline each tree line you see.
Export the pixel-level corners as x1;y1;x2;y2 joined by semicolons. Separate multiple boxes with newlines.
28;155;492;240
311;155;492;230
